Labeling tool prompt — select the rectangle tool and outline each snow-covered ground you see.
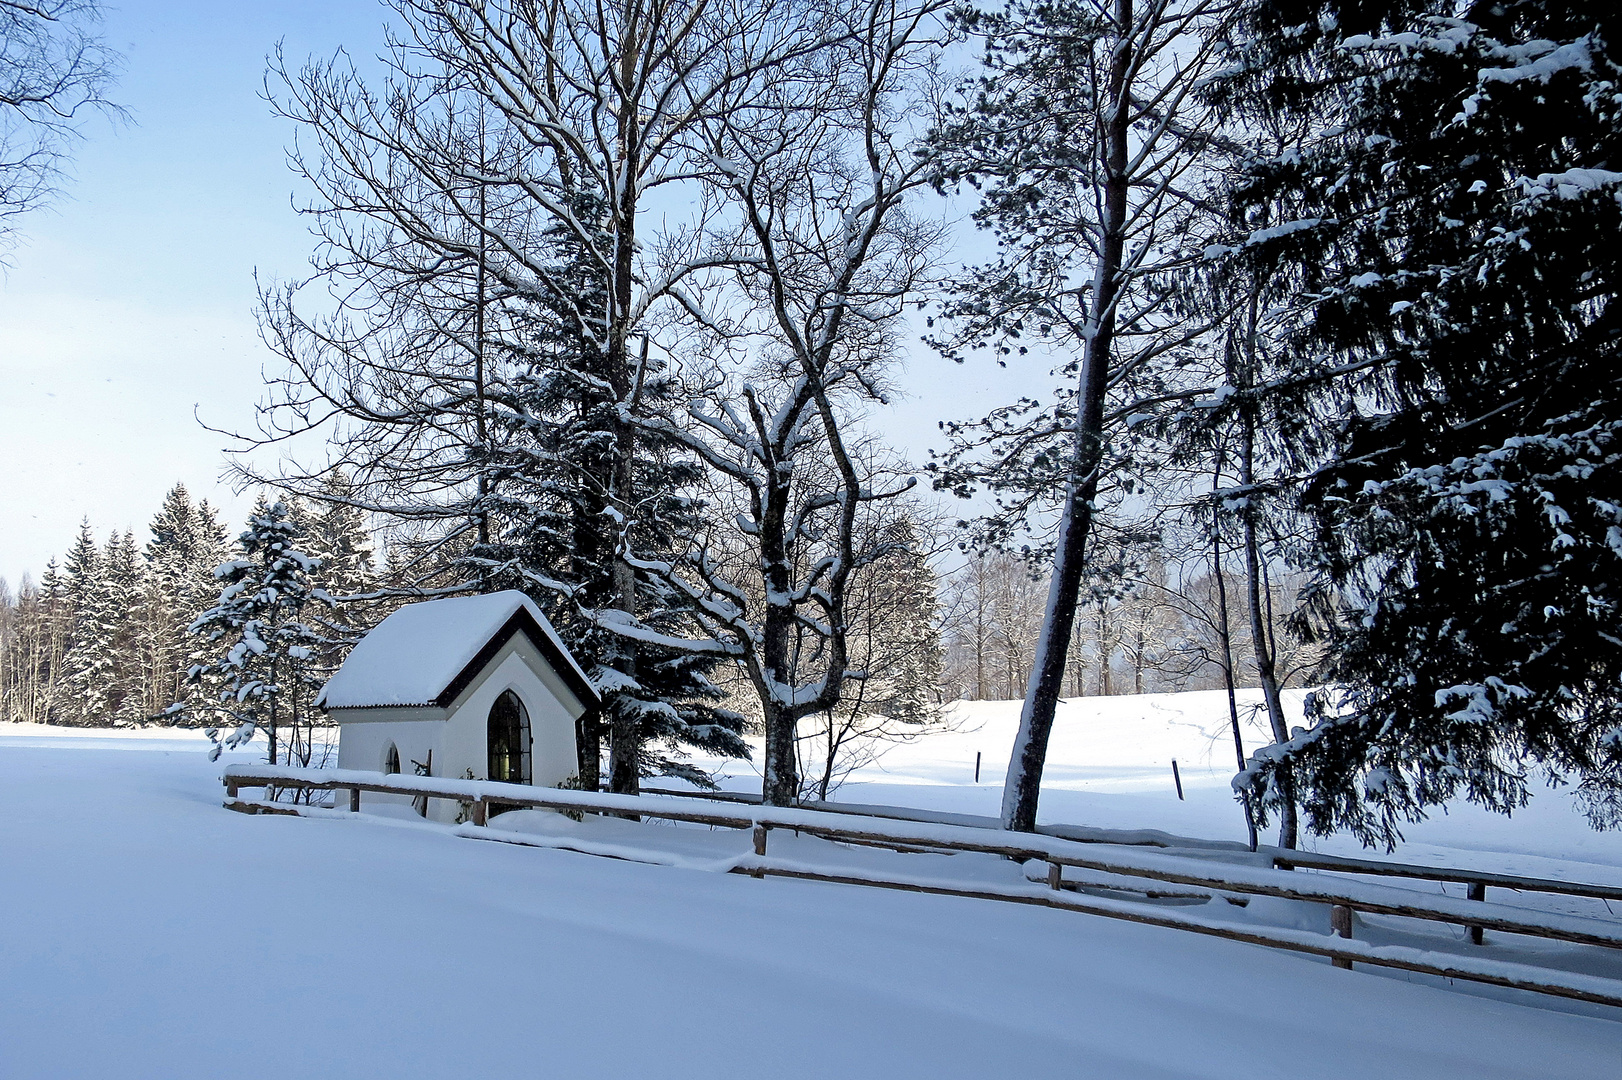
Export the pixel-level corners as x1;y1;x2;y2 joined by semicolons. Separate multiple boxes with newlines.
706;690;1622;883
2;696;1619;1079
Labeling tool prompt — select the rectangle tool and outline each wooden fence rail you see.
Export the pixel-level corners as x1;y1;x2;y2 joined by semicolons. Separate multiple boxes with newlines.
220;766;1622;1010
1271;850;1622;904
643;786;1622;907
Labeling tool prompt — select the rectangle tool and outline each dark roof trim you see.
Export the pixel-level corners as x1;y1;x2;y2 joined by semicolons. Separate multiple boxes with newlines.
434;607;602;716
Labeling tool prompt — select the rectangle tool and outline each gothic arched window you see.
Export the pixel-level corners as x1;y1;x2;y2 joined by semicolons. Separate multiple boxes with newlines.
384;743;401;775
487;691;531;784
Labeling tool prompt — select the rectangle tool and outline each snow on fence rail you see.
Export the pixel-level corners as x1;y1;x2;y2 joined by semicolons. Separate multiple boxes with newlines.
639;786;1251;853
220;765;1622;1010
644;786;1622;906
1269;850;1622;903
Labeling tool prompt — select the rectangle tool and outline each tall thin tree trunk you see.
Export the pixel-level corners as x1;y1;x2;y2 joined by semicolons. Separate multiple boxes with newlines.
1212;488;1259;851
473;131;492;592
1133;623;1145;695
1097;603;1113;697
1002;0;1135;833
1238;303;1297;849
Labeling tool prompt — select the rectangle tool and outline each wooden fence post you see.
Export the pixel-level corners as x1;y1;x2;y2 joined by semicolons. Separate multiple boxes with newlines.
225;782;238;799
1331;904;1354;969
472;799;488;827
1468;882;1486;945
751;823;769;878
349;787;360;813
1047;862;1062;891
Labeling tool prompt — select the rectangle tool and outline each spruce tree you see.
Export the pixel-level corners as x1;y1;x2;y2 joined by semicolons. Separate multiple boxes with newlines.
101;530;145;724
1219;0;1622;844
186;501;332;764
483;197;750;791
58;520;112;725
37;560;67;723
143;484;210;718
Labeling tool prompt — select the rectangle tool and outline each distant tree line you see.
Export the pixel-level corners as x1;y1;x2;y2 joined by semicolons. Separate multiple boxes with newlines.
0;482;374;727
938;547;1315;704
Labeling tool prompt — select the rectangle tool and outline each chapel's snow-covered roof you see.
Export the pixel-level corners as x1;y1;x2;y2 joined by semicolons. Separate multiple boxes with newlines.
317;591;596;710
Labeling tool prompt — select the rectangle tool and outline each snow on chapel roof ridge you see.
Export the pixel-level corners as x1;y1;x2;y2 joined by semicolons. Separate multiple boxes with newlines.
317;590;592;710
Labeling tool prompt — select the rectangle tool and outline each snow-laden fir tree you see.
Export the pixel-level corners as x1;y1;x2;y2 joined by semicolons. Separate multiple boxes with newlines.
57;519;115;725
140;484;231;722
1217;0;1622;844
100;529;145;725
186;501;332;764
480;194;750;792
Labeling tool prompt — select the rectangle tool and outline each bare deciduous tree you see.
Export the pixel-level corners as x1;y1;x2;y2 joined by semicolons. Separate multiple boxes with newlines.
622;0;951;805
0;0;117;244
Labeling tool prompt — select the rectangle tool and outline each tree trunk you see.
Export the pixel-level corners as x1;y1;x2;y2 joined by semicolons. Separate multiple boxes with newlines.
1098;603;1114;697
1133;624;1145;695
1239;364;1297;849
600;68;643;796
1001;0;1134;833
762;699;799;806
1213;498;1259;851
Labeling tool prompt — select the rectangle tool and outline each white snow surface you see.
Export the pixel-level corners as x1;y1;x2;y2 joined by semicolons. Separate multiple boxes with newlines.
316;590;585;708
696;690;1622;884
3;690;1621;1078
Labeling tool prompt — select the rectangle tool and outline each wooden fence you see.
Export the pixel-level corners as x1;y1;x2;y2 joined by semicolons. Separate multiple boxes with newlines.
221;765;1622;1011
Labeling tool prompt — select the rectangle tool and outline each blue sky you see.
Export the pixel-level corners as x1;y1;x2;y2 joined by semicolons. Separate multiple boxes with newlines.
0;1;392;585
0;0;1018;587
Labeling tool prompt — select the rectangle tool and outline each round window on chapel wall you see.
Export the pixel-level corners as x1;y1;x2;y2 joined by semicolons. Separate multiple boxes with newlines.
487;691;531;785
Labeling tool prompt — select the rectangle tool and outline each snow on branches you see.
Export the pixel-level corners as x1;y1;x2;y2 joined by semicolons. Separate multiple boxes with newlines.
185;501;333;765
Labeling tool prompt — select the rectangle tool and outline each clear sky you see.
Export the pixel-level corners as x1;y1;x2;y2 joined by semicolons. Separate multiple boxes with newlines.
0;0;387;586
0;0;1026;588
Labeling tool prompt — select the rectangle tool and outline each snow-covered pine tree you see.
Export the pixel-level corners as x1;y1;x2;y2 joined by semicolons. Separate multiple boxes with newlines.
57;520;116;725
1219;0;1622;844
485;194;749;792
100;529;146;725
303;474;375;600
297;473;378;698
926;0;1233;830
35;559;68;723
141;484;217;720
186;501;332;764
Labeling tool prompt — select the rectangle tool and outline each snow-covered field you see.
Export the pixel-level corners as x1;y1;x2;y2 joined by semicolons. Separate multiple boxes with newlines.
2;692;1619;1079
708;690;1622;881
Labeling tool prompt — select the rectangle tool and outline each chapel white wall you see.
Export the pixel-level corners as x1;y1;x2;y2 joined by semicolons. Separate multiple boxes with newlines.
437;635;583;795
332;712;444;814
